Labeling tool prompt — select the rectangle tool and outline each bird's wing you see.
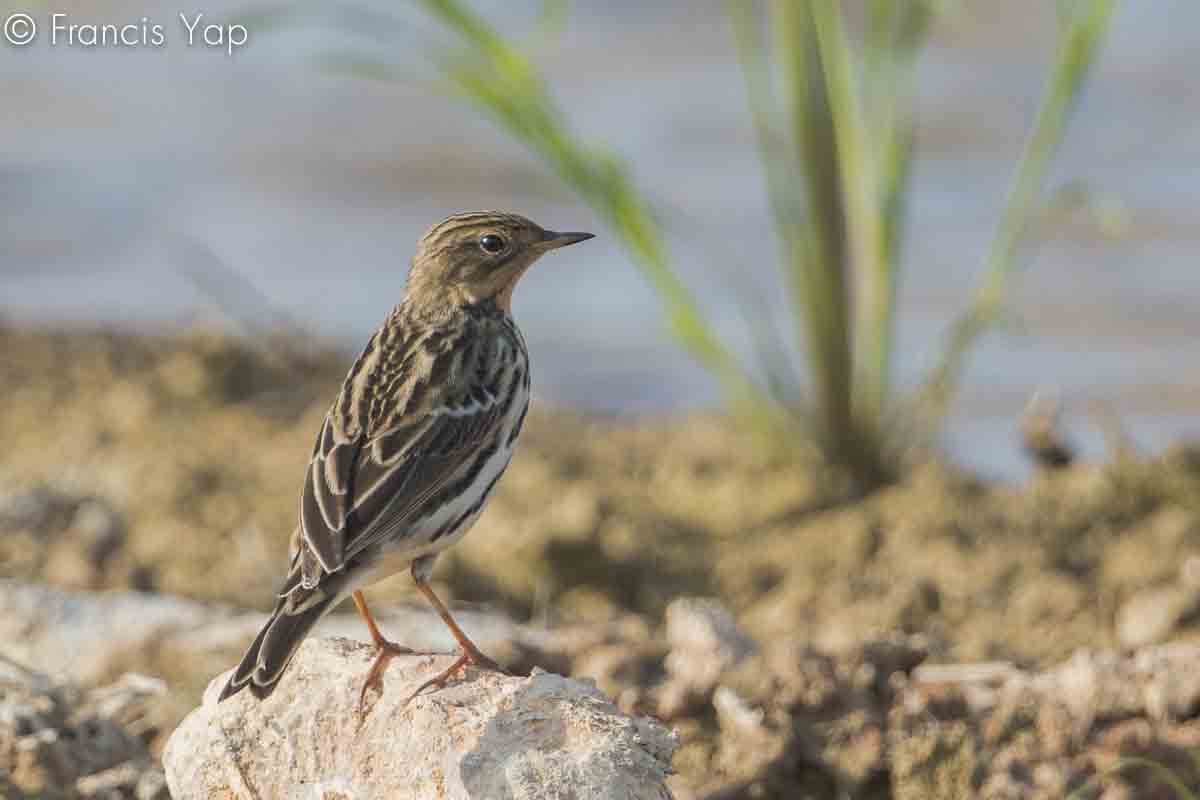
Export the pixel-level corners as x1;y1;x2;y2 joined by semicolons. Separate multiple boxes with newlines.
291;334;522;590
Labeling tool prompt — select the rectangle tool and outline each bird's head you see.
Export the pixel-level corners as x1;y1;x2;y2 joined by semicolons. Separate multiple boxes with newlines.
405;211;593;312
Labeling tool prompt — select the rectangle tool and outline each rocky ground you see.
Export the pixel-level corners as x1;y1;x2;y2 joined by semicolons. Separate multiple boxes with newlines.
0;655;167;799
3;322;1200;798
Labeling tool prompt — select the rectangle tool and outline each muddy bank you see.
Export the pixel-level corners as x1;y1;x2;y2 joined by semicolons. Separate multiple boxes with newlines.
3;323;1200;796
5;324;1200;660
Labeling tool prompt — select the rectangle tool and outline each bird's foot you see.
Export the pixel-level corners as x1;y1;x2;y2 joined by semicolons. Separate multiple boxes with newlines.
358;640;439;713
403;644;508;706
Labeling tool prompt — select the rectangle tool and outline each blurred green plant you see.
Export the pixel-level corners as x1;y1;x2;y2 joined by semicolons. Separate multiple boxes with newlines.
257;0;1116;489
409;0;1116;488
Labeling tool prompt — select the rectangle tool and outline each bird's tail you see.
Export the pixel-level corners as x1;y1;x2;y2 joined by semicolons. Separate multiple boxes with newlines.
218;586;341;702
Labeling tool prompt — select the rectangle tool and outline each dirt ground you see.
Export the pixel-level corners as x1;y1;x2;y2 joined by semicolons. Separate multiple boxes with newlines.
3;322;1200;798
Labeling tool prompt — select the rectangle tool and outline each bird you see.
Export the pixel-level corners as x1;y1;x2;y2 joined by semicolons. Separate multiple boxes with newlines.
218;211;594;706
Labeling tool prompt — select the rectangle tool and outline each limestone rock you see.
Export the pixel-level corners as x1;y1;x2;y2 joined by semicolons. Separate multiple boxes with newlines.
1115;584;1199;649
0;658;167;799
657;597;754;718
163;636;677;800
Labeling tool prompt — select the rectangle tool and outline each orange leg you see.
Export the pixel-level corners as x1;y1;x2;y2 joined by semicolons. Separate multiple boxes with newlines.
353;590;436;709
404;569;507;703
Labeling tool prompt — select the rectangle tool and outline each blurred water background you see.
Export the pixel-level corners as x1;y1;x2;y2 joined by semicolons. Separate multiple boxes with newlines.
1;0;1196;478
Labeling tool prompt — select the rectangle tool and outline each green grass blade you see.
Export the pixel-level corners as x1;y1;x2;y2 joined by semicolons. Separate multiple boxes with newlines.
764;0;858;461
810;0;892;433
417;0;775;415
923;0;1116;421
726;1;804;262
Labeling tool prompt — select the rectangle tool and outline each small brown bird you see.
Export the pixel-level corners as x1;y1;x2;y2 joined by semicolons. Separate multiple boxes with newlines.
219;211;593;704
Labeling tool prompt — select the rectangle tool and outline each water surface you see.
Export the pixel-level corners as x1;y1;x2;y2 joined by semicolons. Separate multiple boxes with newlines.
2;0;1197;478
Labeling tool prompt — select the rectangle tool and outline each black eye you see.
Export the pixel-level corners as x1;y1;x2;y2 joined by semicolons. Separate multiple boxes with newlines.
479;234;506;254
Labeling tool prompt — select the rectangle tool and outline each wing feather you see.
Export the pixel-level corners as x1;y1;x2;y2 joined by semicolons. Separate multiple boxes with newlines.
340;392;512;562
296;325;523;586
299;416;359;579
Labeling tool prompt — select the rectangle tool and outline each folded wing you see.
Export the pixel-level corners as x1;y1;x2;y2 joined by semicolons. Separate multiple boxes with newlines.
292;346;519;592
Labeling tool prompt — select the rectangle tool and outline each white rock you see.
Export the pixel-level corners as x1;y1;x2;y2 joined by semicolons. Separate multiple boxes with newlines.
658;597;754;717
163;636;677;800
1115;585;1198;649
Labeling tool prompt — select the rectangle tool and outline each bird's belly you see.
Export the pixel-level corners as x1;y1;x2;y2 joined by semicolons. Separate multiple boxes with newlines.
362;392;527;583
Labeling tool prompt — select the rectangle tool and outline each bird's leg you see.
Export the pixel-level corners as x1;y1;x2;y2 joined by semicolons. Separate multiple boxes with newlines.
414;580;505;670
405;558;507;703
353;590;435;709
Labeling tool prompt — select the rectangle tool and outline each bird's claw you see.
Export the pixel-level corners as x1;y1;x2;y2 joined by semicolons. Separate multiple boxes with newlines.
401;647;507;707
357;640;430;715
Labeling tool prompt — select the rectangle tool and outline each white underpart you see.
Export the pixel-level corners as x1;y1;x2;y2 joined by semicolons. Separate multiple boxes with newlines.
356;371;530;588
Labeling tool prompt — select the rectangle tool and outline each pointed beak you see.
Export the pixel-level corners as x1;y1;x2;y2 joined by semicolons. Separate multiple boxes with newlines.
539;230;595;250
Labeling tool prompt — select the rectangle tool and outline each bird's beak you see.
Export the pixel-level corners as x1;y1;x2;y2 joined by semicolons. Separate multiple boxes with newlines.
539;230;595;250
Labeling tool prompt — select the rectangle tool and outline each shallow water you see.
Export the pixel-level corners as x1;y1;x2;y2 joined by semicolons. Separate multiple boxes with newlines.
1;0;1197;478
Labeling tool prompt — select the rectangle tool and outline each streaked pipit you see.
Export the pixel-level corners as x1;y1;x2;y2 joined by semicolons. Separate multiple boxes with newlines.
219;211;593;705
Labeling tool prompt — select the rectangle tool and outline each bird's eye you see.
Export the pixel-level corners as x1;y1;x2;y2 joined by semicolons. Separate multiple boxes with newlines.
479;234;506;254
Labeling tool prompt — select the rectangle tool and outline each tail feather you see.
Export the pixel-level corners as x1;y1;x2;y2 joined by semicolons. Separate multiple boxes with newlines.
218;587;341;702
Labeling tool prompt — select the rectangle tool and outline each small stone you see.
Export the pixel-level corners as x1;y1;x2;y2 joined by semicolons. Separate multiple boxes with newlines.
659;597;755;716
1143;662;1200;721
0;661;163;799
1116;586;1197;649
713;686;765;738
70;499;125;566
